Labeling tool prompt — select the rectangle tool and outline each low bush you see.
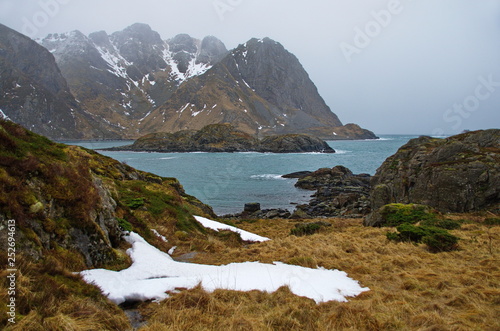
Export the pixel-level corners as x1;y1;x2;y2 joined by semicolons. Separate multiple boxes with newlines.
420;218;462;230
387;223;460;252
484;218;500;226
117;218;132;232
379;203;439;227
290;223;321;236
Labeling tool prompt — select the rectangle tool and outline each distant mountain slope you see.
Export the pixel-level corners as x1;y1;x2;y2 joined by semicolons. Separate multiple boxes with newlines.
142;37;376;139
0;23;112;139
39;23;228;137
1;23;376;140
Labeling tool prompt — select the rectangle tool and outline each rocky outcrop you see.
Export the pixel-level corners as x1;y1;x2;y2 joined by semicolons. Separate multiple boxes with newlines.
0;119;214;268
109;124;335;153
222;203;292;219
289;166;372;218
369;129;500;213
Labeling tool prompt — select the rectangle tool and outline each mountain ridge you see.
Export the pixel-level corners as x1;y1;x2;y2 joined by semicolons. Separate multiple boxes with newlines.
1;22;377;140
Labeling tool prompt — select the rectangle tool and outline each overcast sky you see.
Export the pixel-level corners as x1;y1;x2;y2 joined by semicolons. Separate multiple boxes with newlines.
1;0;499;134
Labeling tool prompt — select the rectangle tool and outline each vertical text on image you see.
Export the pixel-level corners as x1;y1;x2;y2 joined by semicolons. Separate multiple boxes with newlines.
6;219;17;324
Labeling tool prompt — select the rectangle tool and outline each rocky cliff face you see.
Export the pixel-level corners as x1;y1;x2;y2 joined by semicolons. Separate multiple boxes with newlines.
369;130;500;214
39;24;227;138
0;119;214;268
110;123;335;153
0;24;100;139
142;37;377;140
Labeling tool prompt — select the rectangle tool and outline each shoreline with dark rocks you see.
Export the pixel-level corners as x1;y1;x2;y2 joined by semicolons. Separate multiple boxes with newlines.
222;166;373;220
222;129;500;221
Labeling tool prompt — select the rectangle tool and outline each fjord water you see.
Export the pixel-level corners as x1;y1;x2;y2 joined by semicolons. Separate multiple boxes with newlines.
68;135;417;215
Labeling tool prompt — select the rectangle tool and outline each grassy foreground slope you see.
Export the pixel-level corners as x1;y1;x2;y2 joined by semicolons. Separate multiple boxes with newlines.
139;217;499;331
0;119;215;330
0;119;498;330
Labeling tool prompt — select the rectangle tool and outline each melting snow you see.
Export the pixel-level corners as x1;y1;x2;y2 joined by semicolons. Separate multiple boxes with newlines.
178;103;190;114
194;216;269;242
80;230;369;305
151;229;168;243
0;109;10;120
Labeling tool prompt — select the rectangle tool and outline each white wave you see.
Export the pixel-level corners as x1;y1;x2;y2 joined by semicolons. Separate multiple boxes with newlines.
159;157;177;160
334;149;350;154
250;174;286;180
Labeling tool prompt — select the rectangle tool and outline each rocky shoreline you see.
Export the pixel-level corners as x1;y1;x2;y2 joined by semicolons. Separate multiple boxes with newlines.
106;124;335;154
224;129;500;220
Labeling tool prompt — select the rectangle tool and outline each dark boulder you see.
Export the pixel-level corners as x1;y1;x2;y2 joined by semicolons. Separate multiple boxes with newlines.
292;165;372;218
244;203;261;213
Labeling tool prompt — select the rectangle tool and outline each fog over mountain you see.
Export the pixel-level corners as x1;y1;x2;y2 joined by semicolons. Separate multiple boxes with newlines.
1;0;499;134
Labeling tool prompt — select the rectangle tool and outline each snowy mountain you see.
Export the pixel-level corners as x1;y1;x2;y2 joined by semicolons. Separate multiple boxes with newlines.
142;37;376;139
2;22;375;139
39;23;228;137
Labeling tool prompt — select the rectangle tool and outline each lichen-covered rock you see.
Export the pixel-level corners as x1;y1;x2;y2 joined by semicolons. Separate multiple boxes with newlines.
369;129;500;213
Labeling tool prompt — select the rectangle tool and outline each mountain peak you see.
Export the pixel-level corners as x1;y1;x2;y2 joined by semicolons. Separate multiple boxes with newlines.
111;23;163;48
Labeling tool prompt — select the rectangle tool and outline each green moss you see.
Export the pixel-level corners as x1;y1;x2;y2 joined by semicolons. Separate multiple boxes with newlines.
117;218;132;232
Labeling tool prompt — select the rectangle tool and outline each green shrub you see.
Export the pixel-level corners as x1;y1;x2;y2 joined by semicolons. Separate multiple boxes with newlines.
420;218;462;230
393;223;429;242
386;223;460;253
380;203;438;227
422;232;460;252
124;197;145;209
117;218;132;232
291;223;321;236
484;218;500;226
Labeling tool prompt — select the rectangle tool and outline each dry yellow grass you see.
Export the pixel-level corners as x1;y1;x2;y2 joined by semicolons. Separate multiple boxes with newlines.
0;255;130;331
141;216;500;331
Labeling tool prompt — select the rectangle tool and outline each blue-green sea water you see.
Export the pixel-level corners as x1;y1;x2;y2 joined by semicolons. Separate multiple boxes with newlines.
64;135;418;215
